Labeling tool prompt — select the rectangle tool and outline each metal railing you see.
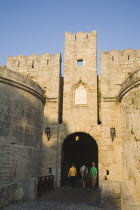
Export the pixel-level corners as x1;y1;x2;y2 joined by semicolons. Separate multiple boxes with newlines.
37;175;54;197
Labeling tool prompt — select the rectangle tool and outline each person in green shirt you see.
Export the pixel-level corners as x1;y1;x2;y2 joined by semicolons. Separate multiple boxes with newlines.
90;162;97;188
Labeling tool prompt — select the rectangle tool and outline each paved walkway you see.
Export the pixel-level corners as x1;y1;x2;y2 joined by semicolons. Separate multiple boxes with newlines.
2;187;114;210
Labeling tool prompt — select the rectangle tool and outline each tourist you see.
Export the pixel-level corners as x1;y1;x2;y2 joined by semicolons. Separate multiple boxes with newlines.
80;164;88;189
68;164;77;188
90;162;97;189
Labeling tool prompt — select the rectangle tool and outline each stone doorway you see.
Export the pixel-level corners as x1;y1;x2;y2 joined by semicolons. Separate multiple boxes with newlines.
61;132;98;187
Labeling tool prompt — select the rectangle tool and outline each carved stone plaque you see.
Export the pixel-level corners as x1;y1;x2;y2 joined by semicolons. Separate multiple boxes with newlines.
75;84;87;104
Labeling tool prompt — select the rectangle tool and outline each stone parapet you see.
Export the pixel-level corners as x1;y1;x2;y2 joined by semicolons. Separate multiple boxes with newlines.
119;69;140;101
0;182;24;208
0;66;45;103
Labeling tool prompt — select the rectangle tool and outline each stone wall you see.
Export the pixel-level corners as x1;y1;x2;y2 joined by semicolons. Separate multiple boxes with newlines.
99;49;140;184
7;53;62;124
0;66;45;181
7;53;62;182
121;183;140;210
101;180;121;209
101;49;140;98
0;182;24;208
119;70;140;208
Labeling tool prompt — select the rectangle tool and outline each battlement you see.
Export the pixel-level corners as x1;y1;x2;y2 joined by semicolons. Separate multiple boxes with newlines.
7;52;62;104
101;48;140;98
65;30;96;41
101;48;140;63
7;53;61;73
64;30;97;73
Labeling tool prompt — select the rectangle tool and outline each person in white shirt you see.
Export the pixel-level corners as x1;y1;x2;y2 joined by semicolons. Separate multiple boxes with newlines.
80;164;88;189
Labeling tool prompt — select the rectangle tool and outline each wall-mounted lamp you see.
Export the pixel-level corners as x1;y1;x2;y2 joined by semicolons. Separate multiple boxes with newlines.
45;127;50;140
75;135;79;141
110;127;116;142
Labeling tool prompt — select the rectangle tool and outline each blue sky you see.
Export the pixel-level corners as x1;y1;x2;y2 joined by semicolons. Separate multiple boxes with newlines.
0;0;140;73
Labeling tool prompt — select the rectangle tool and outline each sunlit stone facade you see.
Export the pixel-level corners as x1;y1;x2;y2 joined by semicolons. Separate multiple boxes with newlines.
0;31;139;209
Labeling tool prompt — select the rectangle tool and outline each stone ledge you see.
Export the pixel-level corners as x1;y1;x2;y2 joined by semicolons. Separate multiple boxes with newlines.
118;70;140;101
102;97;117;102
0;67;45;103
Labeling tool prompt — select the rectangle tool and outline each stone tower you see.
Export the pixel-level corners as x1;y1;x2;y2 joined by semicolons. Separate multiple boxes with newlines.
63;31;98;128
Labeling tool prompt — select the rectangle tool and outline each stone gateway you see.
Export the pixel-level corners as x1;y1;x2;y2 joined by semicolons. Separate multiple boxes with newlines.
0;31;140;209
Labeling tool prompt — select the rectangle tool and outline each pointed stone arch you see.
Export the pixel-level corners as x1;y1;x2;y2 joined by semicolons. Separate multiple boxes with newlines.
60;132;98;186
56;126;101;187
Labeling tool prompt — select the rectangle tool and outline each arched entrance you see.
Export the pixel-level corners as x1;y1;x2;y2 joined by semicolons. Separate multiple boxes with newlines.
61;132;98;186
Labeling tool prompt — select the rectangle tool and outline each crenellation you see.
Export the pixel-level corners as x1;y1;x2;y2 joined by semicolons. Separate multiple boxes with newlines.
101;48;140;65
65;31;95;41
8;53;61;73
101;48;140;101
7;52;62;126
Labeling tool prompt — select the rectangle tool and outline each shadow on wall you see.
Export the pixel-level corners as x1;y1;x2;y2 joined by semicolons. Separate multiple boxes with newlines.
40;115;69;184
0;67;121;209
101;180;122;209
0;91;121;209
41;122;121;209
0;80;44;181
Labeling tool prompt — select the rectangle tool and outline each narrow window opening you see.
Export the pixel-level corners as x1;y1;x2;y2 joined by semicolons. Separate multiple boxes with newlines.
97;76;102;125
18;61;20;67
112;56;114;61
49;168;52;174
128;55;130;60
77;59;83;66
75;35;76;40
106;170;109;175
32;60;34;68
47;59;49;65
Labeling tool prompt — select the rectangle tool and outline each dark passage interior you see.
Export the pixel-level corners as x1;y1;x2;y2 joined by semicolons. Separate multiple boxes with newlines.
61;132;98;186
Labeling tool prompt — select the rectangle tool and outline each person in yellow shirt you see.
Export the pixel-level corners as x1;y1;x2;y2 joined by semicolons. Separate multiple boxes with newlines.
68;164;77;188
